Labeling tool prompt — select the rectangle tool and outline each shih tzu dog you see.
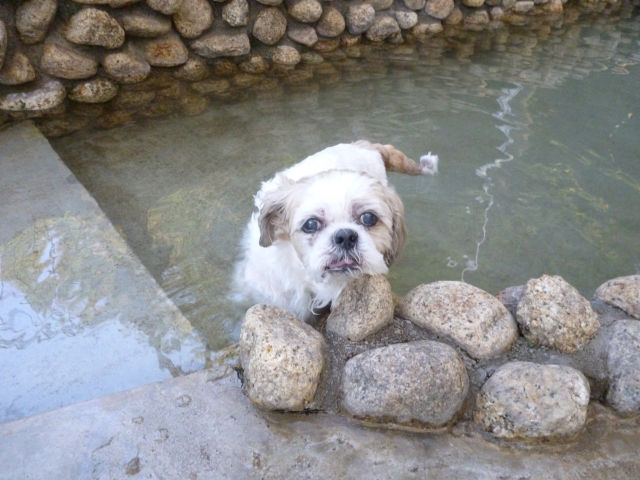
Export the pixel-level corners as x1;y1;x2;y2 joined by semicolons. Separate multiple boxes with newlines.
232;140;438;323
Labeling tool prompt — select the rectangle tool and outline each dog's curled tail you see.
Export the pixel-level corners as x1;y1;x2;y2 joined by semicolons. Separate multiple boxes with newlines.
355;140;438;176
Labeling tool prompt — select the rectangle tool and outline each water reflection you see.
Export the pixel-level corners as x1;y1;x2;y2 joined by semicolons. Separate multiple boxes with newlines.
0;214;208;421
50;13;640;373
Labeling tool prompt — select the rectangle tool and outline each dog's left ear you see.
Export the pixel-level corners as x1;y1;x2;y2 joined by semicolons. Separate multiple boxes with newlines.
257;177;297;247
382;187;408;266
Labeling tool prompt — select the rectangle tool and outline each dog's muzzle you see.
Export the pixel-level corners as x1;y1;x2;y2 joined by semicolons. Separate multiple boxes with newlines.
326;229;360;272
333;229;358;250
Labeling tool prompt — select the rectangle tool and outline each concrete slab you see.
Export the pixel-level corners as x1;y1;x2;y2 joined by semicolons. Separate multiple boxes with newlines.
1;365;639;479
0;121;208;422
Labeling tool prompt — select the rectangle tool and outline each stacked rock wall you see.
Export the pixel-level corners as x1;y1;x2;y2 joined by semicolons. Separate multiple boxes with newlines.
0;0;631;135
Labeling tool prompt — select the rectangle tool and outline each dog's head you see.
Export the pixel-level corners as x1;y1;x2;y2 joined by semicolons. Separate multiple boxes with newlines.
257;170;406;280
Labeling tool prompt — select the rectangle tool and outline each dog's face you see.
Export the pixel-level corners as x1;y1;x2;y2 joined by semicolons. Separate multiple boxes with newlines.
258;170;406;281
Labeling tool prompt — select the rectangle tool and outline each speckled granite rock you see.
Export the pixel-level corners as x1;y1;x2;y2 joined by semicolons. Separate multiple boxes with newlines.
404;0;426;9
252;7;288;45
271;45;301;65
365;0;394;10
594;275;640;320
346;4;376;35
316;6;345;38
173;0;214;39
172;56;210;81
0;80;66;112
190;27;251;58
365;15;401;42
606;320;640;416
138;31;189;66
411;16;443;35
16;0;58;45
222;0;249;27
425;0;455;19
40;43;98;79
474;361;590;440
68;77;119;103
240;304;325;411
286;0;323;23
326;275;394;342
341;340;468;427
397;281;518;359
147;0;184;15
516;275;600;354
102;44;151;83
394;10;418;30
0;52;37;86
63;8;125;49
116;7;172;38
287;22;318;46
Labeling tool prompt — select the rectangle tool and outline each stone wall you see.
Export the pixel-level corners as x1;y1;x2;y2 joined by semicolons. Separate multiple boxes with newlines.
0;0;631;135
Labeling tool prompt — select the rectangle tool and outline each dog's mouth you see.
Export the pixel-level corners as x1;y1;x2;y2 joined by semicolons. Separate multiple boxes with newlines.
326;256;360;273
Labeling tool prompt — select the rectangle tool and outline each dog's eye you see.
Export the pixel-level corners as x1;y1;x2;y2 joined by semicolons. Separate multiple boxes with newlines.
302;218;321;233
360;212;378;227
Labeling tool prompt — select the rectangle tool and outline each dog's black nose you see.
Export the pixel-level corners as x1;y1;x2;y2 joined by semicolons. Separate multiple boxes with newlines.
334;229;358;250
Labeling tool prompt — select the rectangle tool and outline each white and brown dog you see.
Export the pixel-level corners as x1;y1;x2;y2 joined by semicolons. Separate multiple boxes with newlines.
232;140;438;322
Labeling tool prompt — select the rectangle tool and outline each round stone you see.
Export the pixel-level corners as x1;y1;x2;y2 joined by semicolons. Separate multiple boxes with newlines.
0;52;36;86
365;15;401;42
411;16;443;35
173;0;214;39
326;276;394;342
286;0;323;23
474;362;590;440
63;8;125;49
252;8;287;45
68;77;119;103
365;0;394;10
404;0;426;9
222;0;249;27
463;0;486;6
464;9;490;29
287;22;318;46
239;55;269;74
316;6;345;38
240;304;326;411
40;43;98;80
594;275;640;320
271;45;301;65
425;0;455;19
398;281;519;359
173;56;211;81
138;31;189;67
394;10;419;30
102;46;151;83
346;4;376;35
516;275;600;354
16;0;58;45
146;0;184;15
341;340;469;427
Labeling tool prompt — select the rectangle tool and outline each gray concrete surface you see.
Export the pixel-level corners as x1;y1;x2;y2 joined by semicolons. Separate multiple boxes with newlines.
0;121;208;422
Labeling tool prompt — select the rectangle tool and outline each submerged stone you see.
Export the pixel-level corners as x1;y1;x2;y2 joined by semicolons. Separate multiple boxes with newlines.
0;80;66;112
397;281;518;359
474;361;590;440
68;77;119;103
341;340;469;427
0;52;37;86
239;304;325;411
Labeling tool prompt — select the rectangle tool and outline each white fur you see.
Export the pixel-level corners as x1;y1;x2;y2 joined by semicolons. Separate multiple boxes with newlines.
232;143;405;322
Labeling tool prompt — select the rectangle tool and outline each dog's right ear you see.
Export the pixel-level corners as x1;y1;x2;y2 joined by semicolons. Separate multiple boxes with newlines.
258;177;297;247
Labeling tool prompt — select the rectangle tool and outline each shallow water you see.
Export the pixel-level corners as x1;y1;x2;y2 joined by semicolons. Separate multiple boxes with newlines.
51;13;640;362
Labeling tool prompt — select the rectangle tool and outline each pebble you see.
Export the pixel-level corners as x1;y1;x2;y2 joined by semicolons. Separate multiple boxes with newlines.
240;304;326;411
425;0;455;19
172;56;211;81
286;0;323;23
594;275;640;320
138;31;189;67
326;275;394;342
316;6;345;38
346;4;376;35
365;0;394;10
403;0;426;9
474;361;590;440
0;52;36;86
116;7;173;38
287;22;318;46
397;281;519;359
271;45;301;65
222;0;249;27
190;28;251;58
147;0;184;15
516;275;600;354
365;15;401;42
341;340;469;427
